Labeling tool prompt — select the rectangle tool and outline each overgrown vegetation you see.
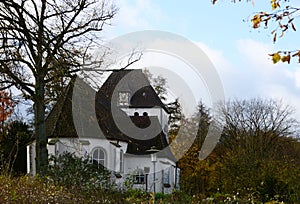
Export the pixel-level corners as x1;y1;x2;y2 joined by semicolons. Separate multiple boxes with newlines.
1;95;299;203
178;98;300;203
46;152;113;190
0;120;32;175
1;175;292;204
1;153;124;203
0;175;126;204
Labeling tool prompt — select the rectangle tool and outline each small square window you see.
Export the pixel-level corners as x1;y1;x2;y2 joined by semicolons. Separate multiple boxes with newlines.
118;92;130;106
134;169;145;184
134;174;145;184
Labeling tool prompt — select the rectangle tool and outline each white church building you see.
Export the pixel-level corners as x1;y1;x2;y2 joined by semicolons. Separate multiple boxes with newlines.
27;69;179;193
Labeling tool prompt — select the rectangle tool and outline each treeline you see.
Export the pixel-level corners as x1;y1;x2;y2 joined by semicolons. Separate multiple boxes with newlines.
176;98;300;203
0;90;32;175
0;120;32;175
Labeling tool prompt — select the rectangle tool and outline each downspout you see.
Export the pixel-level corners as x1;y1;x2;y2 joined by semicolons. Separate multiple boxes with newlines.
174;161;178;190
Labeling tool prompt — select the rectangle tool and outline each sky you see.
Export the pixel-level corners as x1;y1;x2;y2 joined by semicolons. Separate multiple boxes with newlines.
99;0;300;120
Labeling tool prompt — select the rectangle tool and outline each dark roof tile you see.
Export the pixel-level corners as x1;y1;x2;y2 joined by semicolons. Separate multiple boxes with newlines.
98;69;167;110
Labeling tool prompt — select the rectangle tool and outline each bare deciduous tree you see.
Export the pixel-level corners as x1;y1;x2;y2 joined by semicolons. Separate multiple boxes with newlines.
0;0;117;174
214;98;300;198
216;98;299;160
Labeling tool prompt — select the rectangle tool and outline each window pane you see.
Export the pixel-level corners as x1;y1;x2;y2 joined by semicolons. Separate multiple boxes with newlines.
118;92;129;106
99;159;104;167
99;150;104;159
134;169;145;184
92;148;105;168
163;168;170;184
93;149;98;159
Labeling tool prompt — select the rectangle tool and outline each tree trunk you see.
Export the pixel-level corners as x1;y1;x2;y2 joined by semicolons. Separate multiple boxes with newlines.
34;76;48;175
35;1;48;175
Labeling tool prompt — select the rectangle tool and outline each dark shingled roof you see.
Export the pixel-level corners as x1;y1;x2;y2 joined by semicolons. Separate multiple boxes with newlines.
45;77;79;138
98;69;168;111
45;70;172;156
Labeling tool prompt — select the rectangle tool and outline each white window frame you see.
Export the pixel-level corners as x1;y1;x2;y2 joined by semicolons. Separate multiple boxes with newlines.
91;147;106;168
118;92;130;106
134;169;145;184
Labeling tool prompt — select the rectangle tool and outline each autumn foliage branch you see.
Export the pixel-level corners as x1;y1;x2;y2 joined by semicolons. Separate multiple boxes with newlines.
251;1;300;64
0;91;15;123
213;0;300;64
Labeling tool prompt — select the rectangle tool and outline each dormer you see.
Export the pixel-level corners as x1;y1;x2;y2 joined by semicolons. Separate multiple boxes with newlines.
118;91;130;106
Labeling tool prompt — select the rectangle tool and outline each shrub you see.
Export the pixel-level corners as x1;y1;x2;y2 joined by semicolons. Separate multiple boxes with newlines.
124;188;151;203
0;175;128;203
46;152;113;191
0;175;86;203
163;190;192;204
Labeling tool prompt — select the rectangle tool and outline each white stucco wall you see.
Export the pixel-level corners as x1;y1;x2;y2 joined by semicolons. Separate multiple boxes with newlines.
47;138;128;172
27;137;178;193
121;107;169;135
124;154;177;193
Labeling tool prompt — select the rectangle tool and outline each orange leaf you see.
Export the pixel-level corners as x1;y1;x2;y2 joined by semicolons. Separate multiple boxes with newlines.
281;54;291;64
292;51;300;57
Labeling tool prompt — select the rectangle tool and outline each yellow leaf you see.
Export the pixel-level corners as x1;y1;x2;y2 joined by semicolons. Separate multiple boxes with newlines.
271;52;281;64
271;0;280;10
272;3;278;10
251;14;261;28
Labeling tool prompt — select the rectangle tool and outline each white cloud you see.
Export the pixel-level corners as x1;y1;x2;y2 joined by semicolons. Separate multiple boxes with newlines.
195;42;239;99
114;0;166;30
237;39;277;75
294;68;300;88
236;38;300;120
192;41;250;100
193;39;300;120
196;42;234;74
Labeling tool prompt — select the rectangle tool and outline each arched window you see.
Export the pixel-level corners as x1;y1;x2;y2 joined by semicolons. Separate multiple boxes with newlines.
92;147;106;167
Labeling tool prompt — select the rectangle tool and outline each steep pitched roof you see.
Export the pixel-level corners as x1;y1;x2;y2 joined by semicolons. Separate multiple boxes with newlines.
45;71;171;155
98;69;167;110
45;77;79;138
